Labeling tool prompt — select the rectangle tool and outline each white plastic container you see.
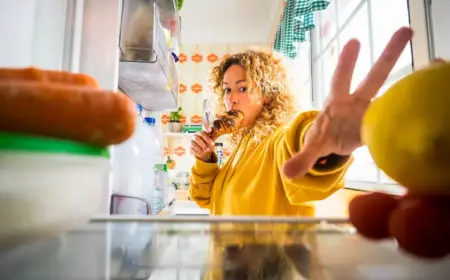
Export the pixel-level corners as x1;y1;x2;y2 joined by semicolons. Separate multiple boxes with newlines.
0;132;110;251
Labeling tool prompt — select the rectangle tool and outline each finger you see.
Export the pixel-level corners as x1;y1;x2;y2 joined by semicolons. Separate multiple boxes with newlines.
193;135;208;151
331;39;361;98
282;142;323;178
190;145;199;156
198;131;215;148
191;141;206;156
203;122;212;133
355;27;413;100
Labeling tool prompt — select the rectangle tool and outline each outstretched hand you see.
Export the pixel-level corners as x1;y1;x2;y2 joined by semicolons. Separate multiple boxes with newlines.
283;27;414;178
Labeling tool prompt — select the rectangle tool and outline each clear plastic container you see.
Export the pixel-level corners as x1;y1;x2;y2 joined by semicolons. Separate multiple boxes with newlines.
120;0;158;62
119;0;171;66
118;0;179;112
0;132;110;250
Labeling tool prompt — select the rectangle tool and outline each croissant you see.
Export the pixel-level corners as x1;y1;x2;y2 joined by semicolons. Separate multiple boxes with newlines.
209;110;244;140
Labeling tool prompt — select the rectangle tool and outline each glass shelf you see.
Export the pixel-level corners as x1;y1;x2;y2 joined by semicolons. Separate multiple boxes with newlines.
1;216;449;279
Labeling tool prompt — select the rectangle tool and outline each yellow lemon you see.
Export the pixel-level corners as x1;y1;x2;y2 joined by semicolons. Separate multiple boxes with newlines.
362;62;450;194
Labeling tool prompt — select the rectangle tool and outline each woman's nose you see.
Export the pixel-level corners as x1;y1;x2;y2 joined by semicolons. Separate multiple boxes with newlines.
229;91;239;104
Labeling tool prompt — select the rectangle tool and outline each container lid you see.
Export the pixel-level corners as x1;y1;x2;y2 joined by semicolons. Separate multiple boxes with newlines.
154;163;168;172
144;117;155;125
0;132;109;157
136;103;143;113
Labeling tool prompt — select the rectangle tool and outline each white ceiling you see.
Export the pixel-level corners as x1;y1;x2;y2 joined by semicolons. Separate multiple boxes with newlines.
179;0;283;45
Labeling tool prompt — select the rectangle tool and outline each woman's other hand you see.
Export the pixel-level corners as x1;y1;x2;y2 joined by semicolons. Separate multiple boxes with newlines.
191;126;215;162
283;27;414;178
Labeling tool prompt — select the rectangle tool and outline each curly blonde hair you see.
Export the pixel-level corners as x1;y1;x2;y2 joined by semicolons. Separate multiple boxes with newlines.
210;48;297;147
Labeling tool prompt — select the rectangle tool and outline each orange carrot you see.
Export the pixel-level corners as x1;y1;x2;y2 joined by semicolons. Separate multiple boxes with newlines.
0;81;136;147
0;67;99;88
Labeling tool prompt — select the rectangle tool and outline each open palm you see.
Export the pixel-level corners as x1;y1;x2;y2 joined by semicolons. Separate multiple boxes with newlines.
283;27;413;178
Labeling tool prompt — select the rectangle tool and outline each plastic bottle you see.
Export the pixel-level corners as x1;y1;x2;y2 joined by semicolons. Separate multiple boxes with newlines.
154;117;165;164
215;143;224;166
111;104;155;214
151;164;165;214
164;164;176;205
110;105;156;276
144;117;164;164
160;164;170;206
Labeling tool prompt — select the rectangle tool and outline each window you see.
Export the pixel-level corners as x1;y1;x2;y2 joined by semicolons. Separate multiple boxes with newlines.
310;0;415;188
281;40;314;110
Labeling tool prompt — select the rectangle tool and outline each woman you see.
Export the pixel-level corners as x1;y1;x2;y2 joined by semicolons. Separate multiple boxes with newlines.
189;27;413;217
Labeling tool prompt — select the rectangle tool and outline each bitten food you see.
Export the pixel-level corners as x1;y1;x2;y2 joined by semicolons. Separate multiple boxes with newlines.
0;67;99;88
0;68;136;147
208;110;244;140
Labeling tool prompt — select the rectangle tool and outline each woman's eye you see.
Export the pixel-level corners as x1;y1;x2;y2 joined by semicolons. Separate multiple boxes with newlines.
239;87;247;92
223;88;231;94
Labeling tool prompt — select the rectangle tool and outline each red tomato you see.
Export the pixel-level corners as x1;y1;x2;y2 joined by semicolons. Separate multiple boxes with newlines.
349;192;399;239
389;195;450;259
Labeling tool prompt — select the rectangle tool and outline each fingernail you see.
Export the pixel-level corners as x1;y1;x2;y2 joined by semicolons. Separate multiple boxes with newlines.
284;174;296;183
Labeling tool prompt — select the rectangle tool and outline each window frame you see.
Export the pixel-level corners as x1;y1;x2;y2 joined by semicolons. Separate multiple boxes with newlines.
307;0;432;191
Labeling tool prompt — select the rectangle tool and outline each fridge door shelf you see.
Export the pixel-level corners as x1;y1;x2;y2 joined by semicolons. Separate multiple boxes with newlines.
118;0;179;111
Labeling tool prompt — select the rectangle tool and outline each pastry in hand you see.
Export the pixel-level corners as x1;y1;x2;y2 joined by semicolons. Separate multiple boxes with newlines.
209;110;244;140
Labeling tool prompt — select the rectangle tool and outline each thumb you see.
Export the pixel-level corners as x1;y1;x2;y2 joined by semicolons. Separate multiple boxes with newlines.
282;143;322;178
203;122;212;133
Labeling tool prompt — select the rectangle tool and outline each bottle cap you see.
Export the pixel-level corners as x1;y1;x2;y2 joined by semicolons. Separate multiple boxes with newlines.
143;117;153;125
136;103;143;114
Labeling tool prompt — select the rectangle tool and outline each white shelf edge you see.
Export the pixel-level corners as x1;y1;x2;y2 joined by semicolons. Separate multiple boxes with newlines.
164;132;195;137
344;180;406;196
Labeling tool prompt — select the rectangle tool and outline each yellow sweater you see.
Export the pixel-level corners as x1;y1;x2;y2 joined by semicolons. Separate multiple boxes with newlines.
189;110;353;216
